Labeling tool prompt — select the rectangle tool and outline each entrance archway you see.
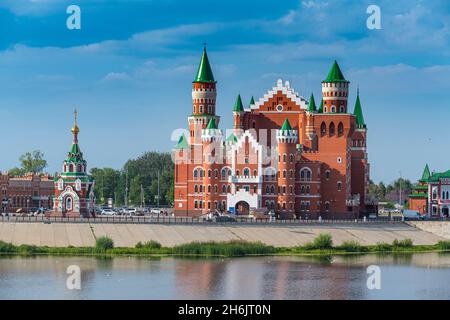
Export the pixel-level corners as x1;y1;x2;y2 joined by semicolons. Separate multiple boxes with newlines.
235;201;250;215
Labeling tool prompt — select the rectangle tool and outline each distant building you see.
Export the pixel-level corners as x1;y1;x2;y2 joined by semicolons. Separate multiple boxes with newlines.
409;164;450;217
0;172;53;213
173;47;375;219
52;110;95;217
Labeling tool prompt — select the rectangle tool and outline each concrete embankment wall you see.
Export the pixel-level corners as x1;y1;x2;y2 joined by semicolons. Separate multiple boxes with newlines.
408;221;450;240
0;222;445;248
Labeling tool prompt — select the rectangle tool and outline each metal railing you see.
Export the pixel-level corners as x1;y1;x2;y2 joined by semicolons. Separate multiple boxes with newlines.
0;215;408;225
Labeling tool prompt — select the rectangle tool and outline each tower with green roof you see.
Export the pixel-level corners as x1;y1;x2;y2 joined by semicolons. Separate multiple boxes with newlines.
52;110;95;218
188;45;220;146
321;60;350;114
233;94;245;135
353;89;366;129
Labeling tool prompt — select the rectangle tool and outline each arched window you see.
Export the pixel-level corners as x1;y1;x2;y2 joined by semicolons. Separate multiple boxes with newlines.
228;169;232;176
325;170;331;180
321;122;326;136
69;164;74;172
301;186;305;194
199;185;203;193
194;201;198;209
337;181;342;192
338;122;344;137
306;185;310;194
214;170;218;178
300;168;312;182
236;170;240;176
207;185;211;193
243;168;250;177
194;185;198;193
283;154;287;163
270;185;275;194
331;105;336;112
208;170;212;178
289;154;294;163
253;169;257;176
221;169;226;179
222;185;226;193
325;201;330;211
282;186;286;194
266;186;270;194
289;186;293;194
329;122;335;136
227;186;231;193
283;170;286;178
214;185;218;193
200;170;204;178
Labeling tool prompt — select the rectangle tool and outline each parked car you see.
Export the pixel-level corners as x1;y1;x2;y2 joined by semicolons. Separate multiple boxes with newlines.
123;208;137;216
402;210;427;221
368;213;378;220
101;208;116;216
214;215;236;223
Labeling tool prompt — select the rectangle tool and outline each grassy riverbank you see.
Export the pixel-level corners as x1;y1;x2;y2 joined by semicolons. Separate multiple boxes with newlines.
1;234;450;257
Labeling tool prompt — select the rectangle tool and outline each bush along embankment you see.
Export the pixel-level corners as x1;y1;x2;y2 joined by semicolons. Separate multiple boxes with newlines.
0;235;450;257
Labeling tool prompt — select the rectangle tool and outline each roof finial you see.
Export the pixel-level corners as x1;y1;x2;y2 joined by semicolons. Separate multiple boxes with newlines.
71;108;79;137
357;85;360;96
203;42;207;50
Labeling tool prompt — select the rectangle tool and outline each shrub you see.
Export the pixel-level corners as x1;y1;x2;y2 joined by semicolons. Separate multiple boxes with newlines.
0;240;16;253
312;233;333;250
392;239;413;248
173;240;276;257
17;244;41;255
135;240;162;250
338;240;367;252
436;241;450;250
95;236;114;252
373;242;392;252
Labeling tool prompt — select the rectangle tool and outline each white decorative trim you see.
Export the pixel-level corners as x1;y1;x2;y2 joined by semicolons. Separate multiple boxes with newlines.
251;79;307;111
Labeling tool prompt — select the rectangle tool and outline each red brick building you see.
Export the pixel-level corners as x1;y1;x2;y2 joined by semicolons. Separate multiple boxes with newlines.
0;172;53;213
173;47;374;218
409;164;450;217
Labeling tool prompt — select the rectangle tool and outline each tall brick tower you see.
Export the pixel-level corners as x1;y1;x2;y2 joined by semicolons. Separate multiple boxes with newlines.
188;46;220;161
351;89;369;212
321;61;349;113
232;94;244;136
277;118;297;218
201;118;223;214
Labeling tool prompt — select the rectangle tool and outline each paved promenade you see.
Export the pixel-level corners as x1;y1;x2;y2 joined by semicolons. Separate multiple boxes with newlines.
0;222;445;247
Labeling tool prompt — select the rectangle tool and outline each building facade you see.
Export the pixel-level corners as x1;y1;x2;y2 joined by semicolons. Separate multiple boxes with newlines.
409;165;450;217
52;110;95;217
0;172;53;213
173;47;374;219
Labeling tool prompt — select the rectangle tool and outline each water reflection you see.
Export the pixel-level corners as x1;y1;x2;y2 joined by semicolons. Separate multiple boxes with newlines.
0;253;450;299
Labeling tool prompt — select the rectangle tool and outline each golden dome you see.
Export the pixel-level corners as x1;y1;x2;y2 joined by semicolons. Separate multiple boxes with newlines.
71;109;79;134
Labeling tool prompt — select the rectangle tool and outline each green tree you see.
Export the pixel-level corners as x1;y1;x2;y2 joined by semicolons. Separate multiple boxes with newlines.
90;168;121;204
19;150;47;173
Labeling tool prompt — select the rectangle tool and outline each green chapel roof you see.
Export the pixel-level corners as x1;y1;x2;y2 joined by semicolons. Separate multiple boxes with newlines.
322;60;349;83
420;164;431;181
194;47;215;83
249;96;255;106
233;94;244;112
354;91;366;128
206;117;217;129
280;118;293;131
174;134;189;150
307;93;317;112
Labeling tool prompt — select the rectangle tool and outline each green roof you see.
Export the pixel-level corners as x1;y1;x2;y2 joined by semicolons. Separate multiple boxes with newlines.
174;134;189;150
233;94;244;112
307;93;317;112
226;133;238;144
323;60;349;83
420;164;431;181
413;185;428;190
65;143;85;164
206;117;217;129
249;96;255;106
194;47;215;83
354;91;366;128
409;193;428;198
280;118;292;131
318;99;324;113
428;170;450;182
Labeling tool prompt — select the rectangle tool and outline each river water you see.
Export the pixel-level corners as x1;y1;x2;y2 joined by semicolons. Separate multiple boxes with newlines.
0;253;450;299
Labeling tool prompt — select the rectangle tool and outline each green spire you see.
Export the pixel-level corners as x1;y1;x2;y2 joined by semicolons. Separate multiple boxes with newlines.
174;134;189;150
280;118;292;131
307;93;317;112
318;99;324;113
233;94;244;112
226;133;238;144
194;46;215;83
353;90;366;128
323;60;349;83
249;96;255;106
421;164;431;181
206;117;217;129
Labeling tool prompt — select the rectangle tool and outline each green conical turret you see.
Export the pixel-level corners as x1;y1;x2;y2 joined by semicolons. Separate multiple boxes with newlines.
174;134;189;150
323;60;349;83
249;96;255;106
233;94;244;112
206;117;217;129
307;94;317;112
353;90;366;128
318;99;324;113
421;164;431;181
194;46;215;83
280;118;293;131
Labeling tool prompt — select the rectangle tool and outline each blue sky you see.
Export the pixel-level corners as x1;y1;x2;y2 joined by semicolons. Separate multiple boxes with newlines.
0;0;449;183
